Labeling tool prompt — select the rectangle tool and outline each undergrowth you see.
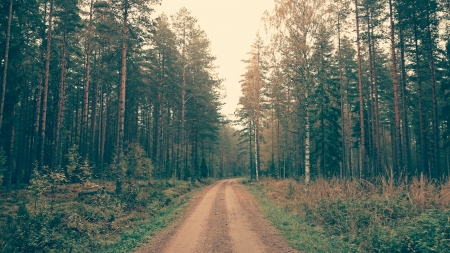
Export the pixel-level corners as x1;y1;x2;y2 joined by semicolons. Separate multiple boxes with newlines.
246;176;450;253
0;177;213;252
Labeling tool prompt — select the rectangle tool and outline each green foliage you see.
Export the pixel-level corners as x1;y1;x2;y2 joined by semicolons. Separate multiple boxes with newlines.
110;143;153;181
29;165;68;212
65;145;92;184
0;178;212;252
2;204;71;252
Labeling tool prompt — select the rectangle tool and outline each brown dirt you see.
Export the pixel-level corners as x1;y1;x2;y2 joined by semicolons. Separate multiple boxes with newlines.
135;179;297;253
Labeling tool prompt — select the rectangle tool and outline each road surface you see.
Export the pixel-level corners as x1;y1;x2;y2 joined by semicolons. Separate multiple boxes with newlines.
136;179;297;253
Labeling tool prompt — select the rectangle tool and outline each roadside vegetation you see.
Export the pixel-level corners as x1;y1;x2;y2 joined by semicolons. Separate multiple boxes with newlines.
246;177;450;253
0;145;213;253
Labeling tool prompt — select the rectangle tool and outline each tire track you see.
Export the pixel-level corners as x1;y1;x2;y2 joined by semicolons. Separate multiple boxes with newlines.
136;179;297;253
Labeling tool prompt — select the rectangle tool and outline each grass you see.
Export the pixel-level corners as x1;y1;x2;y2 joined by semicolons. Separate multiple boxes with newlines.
245;176;450;253
102;187;195;253
247;184;348;252
0;178;214;253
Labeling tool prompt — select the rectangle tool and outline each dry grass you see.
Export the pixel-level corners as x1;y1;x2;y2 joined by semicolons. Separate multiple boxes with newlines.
261;176;450;214
250;177;450;252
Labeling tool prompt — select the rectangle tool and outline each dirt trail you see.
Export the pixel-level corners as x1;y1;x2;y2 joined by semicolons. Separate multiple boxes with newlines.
136;179;297;253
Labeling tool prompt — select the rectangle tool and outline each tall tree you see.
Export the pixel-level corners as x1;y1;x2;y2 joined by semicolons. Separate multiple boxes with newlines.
0;0;13;133
355;0;367;178
389;0;403;175
81;0;95;157
237;34;266;182
39;0;54;169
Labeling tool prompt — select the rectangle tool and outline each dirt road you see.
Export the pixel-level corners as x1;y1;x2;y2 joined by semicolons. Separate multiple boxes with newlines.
136;179;297;253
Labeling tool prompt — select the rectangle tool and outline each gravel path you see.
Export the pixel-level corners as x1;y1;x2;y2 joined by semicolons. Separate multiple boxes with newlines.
135;179;297;253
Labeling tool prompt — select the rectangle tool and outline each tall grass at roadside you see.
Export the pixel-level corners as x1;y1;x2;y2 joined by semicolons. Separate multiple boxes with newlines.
247;176;450;252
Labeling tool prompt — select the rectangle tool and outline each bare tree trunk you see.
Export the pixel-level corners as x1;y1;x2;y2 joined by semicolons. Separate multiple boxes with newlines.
338;12;346;179
100;81;109;172
181;32;187;179
389;0;403;177
255;50;261;182
117;0;128;161
277;118;281;178
399;21;411;176
413;13;429;176
367;15;376;178
82;0;94;157
4;104;16;190
355;0;366;179
91;50;100;162
0;0;13;133
426;8;441;178
32;75;42;167
369;16;382;177
52;30;67;170
249;120;253;180
39;0;54;169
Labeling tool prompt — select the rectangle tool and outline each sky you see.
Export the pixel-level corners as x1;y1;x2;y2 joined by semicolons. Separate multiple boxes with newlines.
154;0;275;119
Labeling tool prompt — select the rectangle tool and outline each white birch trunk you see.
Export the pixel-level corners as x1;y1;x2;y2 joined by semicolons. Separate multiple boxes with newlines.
255;121;259;182
305;90;310;185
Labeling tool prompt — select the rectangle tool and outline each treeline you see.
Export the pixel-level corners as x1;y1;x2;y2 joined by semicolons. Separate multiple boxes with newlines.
0;0;229;188
237;0;450;182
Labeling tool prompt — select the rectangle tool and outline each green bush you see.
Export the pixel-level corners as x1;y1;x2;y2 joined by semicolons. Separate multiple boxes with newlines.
65;145;92;184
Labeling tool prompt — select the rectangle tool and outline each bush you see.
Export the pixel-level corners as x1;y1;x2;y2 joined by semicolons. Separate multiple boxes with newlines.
65;145;92;184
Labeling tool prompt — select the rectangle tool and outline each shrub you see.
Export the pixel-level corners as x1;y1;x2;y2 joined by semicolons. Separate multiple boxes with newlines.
65;145;92;184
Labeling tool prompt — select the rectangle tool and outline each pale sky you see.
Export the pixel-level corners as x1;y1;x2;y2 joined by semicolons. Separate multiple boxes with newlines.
154;0;275;118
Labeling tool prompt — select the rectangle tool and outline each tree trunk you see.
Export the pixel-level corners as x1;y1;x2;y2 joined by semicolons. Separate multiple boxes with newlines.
370;16;382;177
355;0;366;179
181;30;187;179
4;104;16;190
117;0;129;161
52;30;67;170
413;13;429;176
399;20;411;176
0;0;13;133
426;8;440;178
91;50;100;163
367;14;376;177
338;12;346;179
389;0;403;176
82;0;94;157
305;102;310;184
249;120;253;180
39;0;54;169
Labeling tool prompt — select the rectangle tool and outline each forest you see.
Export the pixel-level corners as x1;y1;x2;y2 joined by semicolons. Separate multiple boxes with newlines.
0;0;449;190
0;0;246;188
237;0;450;183
0;0;450;252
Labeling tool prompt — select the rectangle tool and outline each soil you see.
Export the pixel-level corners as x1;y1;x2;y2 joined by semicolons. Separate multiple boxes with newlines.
135;179;297;253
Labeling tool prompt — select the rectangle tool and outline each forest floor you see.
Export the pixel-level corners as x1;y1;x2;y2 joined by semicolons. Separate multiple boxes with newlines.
135;179;296;253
